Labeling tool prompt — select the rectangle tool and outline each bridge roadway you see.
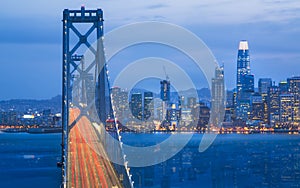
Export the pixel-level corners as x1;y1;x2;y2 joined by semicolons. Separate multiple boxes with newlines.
68;108;122;188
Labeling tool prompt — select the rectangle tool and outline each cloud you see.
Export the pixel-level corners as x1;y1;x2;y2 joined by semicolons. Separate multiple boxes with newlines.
146;4;169;10
2;0;299;25
0;0;299;98
96;0;300;25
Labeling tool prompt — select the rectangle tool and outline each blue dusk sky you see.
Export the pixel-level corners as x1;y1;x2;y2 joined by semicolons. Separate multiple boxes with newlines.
0;0;300;99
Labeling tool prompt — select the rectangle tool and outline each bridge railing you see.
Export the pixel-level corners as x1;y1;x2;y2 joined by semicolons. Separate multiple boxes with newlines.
104;64;134;188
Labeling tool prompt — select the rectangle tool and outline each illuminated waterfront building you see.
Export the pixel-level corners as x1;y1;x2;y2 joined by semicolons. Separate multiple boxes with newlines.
160;80;170;102
130;93;143;121
111;87;130;121
129;92;154;121
268;85;280;126
279;81;288;94
287;76;300;122
211;66;225;126
250;93;264;121
144;92;154;121
224;90;235;123
235;40;255;121
258;78;272;124
279;94;294;123
198;102;210;131
166;103;181;130
258;78;272;94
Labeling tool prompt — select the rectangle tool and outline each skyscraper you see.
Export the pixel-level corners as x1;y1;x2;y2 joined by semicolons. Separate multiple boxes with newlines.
160;80;170;102
194;102;210;131
224;90;235;123
235;40;254;121
130;93;143;121
250;93;264;121
279;94;294;123
279;81;288;94
268;85;280;126
111;87;130;121
166;103;180;130
258;78;272;124
287;76;300;122
259;78;272;94
211;66;225;126
144;92;154;121
236;40;250;93
160;79;171;121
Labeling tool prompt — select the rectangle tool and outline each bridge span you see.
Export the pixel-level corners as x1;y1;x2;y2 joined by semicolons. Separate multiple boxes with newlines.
68;108;122;188
60;6;133;188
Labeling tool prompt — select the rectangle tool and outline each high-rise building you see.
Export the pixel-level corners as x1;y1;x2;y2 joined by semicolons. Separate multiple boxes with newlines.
224;90;235;122
262;94;269;125
236;41;250;89
130;93;143;121
179;96;185;108
144;92;154;121
259;78;272;94
279;94;294;123
111;87;130;121
279;81;288;94
129;92;155;121
268;85;280;126
226;90;234;107
160;79;171;121
194;102;210;131
187;97;197;109
287;76;300;122
258;78;272;124
160;80;170;102
235;40;254;121
211;66;225;126
250;93;264;121
166;103;181;130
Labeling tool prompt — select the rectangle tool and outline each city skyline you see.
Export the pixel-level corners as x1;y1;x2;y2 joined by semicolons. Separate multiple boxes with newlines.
1;5;300;188
1;1;300;99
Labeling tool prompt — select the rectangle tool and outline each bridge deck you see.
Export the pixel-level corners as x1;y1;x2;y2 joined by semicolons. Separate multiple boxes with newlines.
68;108;122;188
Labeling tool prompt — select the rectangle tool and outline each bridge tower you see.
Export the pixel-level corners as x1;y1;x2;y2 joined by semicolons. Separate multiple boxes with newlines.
61;6;107;187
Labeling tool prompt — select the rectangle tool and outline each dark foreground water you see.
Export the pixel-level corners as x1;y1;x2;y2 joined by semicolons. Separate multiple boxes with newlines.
122;133;300;188
0;132;61;188
0;132;299;188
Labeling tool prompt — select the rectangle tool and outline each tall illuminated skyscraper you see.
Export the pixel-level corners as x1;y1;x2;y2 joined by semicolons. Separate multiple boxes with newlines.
236;40;250;92
235;40;254;121
160;80;170;102
160;80;170;121
211;66;225;126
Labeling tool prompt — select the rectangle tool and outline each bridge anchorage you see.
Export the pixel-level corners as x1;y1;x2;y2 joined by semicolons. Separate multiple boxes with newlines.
61;6;134;188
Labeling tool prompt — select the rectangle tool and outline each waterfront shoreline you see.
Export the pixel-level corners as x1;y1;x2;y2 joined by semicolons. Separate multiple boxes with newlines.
0;127;62;134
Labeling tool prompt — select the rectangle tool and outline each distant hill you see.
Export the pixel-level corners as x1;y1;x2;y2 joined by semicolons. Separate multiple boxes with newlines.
0;95;62;113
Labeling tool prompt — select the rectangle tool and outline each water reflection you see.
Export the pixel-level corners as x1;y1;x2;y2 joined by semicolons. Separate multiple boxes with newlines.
122;134;300;188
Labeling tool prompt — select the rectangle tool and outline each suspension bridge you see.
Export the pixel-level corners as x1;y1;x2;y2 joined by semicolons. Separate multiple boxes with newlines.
60;6;133;188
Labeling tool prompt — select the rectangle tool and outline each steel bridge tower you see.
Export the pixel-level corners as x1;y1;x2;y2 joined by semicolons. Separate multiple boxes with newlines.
61;7;133;188
61;6;108;187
